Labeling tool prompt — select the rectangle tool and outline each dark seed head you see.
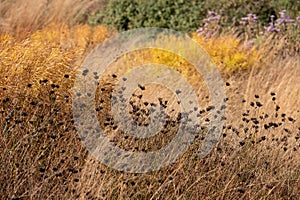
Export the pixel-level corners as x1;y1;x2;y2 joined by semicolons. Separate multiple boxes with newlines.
239;141;245;146
82;69;89;76
206;105;215;111
256;102;263;107
175;89;181;94
40;79;48;84
138;84;145;90
39;168;46;173
2;97;10;103
221;105;226;110
288;117;295;122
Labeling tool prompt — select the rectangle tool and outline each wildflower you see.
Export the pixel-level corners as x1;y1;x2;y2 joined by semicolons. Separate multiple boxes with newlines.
279;10;286;18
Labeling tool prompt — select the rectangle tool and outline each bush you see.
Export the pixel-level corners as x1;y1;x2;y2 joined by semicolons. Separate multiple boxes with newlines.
89;0;203;32
89;0;300;32
200;0;300;25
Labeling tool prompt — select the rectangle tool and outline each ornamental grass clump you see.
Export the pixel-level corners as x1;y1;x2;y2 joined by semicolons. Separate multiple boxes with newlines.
192;33;260;72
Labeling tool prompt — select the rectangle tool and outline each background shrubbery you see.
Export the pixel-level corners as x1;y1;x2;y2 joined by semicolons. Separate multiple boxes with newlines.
90;0;300;32
89;0;202;32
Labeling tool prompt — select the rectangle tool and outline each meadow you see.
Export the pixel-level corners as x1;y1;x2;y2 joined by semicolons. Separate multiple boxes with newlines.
0;0;299;199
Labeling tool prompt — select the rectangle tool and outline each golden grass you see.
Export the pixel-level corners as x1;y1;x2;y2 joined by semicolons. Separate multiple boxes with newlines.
0;0;108;37
192;33;261;72
0;22;299;199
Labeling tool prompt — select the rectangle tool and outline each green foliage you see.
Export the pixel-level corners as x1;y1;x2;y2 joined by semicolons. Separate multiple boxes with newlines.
201;0;300;24
89;0;203;32
89;0;300;32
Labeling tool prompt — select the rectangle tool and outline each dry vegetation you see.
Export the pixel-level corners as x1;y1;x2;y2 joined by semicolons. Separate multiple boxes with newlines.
0;0;108;37
0;1;299;199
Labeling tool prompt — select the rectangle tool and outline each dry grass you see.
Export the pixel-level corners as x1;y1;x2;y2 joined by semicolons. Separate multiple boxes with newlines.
0;0;108;37
0;5;299;199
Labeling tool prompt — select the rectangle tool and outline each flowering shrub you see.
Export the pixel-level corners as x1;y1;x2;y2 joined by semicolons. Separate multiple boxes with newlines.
197;10;300;55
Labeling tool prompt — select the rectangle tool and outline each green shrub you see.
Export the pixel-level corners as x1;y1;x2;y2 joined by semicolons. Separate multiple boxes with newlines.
200;0;300;25
89;0;300;32
89;0;204;32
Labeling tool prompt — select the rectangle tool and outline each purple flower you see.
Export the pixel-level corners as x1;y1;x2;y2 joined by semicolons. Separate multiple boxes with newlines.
197;27;204;33
247;13;258;20
279;10;286;18
240;20;246;25
266;25;275;32
241;17;248;21
265;22;280;33
285;18;295;23
276;18;284;24
208;11;218;16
